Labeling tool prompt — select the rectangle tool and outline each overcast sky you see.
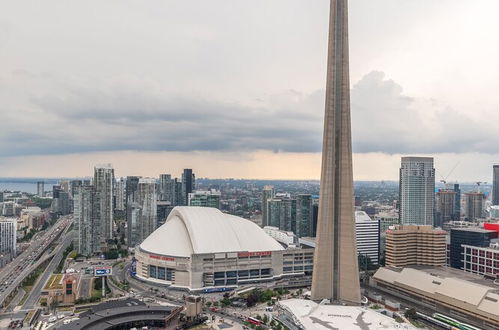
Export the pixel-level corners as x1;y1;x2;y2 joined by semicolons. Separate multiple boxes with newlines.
1;0;499;181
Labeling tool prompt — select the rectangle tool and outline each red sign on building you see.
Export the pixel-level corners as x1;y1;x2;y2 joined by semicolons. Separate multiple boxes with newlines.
149;254;175;262
238;251;272;258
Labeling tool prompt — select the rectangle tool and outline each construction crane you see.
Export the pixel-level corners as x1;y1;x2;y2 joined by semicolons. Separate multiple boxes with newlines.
439;162;460;188
476;181;487;193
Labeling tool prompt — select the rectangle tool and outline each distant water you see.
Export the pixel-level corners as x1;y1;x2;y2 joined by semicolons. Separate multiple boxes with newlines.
0;178;60;194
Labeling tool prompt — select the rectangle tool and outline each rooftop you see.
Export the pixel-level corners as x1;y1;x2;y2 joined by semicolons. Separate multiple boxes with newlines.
373;266;499;318
140;207;284;257
278;299;416;330
451;227;496;233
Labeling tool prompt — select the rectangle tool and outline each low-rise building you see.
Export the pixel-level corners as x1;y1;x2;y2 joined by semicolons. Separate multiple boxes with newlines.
188;190;221;209
374;211;399;232
450;227;498;270
41;274;80;306
371;266;499;329
462;241;499;276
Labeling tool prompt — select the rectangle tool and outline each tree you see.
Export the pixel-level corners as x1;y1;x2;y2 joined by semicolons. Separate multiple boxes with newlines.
404;308;417;320
358;254;378;271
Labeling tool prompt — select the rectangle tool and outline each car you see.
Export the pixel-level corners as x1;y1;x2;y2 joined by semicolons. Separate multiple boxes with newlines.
48;316;57;323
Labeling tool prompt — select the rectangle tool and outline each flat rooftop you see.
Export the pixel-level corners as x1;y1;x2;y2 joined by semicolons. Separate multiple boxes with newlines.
278;299;416;330
451;227;496;233
385;265;499;289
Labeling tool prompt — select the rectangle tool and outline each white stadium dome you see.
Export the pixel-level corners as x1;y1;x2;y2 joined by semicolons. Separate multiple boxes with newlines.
139;206;284;258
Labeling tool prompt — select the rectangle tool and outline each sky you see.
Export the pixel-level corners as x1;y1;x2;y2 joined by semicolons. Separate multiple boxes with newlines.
1;0;499;181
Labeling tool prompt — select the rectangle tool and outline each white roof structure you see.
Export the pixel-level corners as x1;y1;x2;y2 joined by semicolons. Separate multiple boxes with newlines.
278;299;415;330
140;207;284;258
373;267;499;320
355;210;374;223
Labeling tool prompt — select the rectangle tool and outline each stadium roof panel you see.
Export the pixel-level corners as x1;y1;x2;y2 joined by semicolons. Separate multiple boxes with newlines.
140;206;284;257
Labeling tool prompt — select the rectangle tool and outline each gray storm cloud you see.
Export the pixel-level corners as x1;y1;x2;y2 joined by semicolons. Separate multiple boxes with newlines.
0;71;490;157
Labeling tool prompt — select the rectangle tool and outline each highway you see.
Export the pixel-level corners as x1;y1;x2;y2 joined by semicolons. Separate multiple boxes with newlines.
0;216;73;308
22;232;73;309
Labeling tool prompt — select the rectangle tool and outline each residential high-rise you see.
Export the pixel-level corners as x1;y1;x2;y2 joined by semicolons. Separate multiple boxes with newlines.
52;185;70;215
493;165;499;205
0;218;16;258
174;179;183;207
296;194;313;238
2;201;15;217
453;183;461;220
127;178;157;247
399;157;435;226
261;186;275;227
138;178;157;241
268;196;296;233
435;189;457;227
70;180;83;199
156;201;173;228
355;211;380;265
159;174;175;203
73;186;100;256
125;176;141;207
181;169;195;206
385;225;447;267
114;177;125;212
94;164;114;245
311;0;361;304
37;181;44;197
188;190;221;209
464;192;485;221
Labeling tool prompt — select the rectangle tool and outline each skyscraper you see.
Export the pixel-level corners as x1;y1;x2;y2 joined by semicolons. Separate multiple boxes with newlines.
435;189;457;227
37;181;44;197
311;0;361;304
159;174;175;203
399;157;435;226
0;218;16;258
138;178;157;240
127;178;157;247
296;194;313;238
261;186;275;227
114;177;125;212
268;196;296;232
493;165;499;205
94;164;114;245
464;192;485;221
181;169;195;206
73;185;100;255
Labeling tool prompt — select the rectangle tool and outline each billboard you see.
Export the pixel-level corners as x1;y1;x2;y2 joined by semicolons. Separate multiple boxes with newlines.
94;266;112;277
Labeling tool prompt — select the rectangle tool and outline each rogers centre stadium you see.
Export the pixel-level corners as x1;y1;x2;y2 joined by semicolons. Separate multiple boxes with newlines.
134;207;314;292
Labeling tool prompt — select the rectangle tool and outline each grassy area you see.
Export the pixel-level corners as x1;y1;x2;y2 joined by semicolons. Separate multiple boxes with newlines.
109;276;129;291
43;274;63;290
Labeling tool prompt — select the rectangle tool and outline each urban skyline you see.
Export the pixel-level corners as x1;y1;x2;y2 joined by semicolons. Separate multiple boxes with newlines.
1;1;499;181
2;1;499;329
